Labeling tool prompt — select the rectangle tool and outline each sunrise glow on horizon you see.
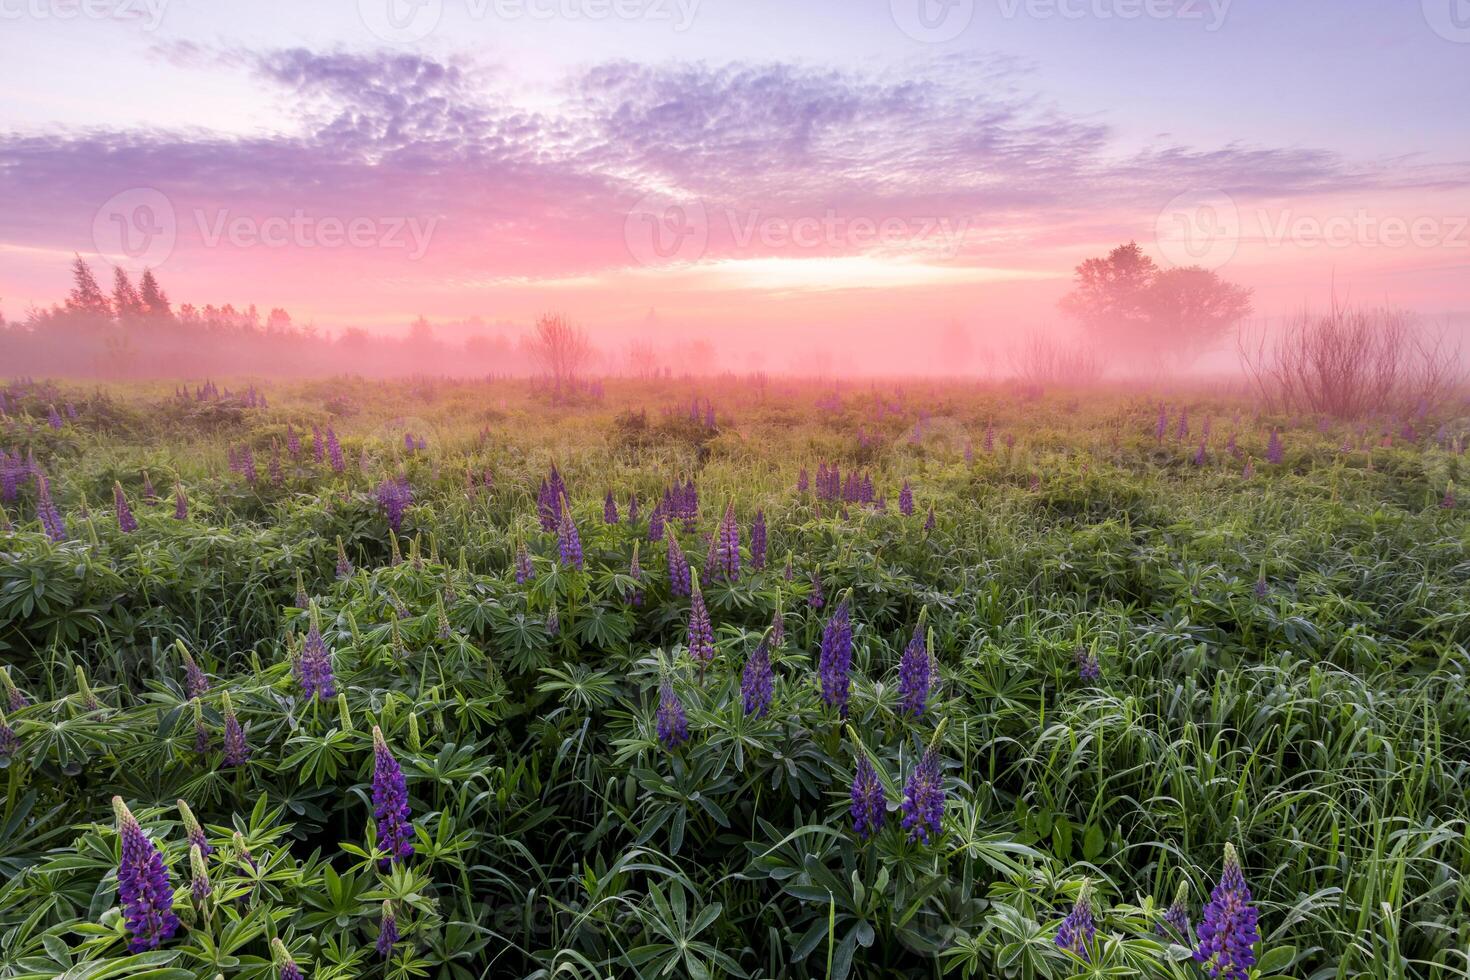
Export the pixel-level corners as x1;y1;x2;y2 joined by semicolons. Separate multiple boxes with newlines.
2;0;1469;372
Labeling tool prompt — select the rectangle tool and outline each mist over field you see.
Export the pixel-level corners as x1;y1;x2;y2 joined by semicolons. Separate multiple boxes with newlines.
5;4;1470;980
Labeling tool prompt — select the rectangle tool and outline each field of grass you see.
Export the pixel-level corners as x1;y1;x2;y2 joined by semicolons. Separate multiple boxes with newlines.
1;375;1467;980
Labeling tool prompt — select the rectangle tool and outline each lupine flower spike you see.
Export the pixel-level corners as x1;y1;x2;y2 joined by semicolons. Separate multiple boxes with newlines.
1055;879;1096;961
847;729;887;840
666;531;691;597
0;707;18;758
898;617;933;718
112;797;181;952
377;900;399;958
1158;880;1194;943
817;595;853;718
687;570;715;677
189;844;211;906
271;938;305;980
1;668;28;711
557;496;583;569
1194;843;1260;980
900;719;947;843
656;676;689;749
740;634;773;717
221;690;249;766
371;726;414;868
113;481;137;533
177;799;213;857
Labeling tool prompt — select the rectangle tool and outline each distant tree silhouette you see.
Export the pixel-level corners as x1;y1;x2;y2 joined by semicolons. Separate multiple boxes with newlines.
66;255;111;320
529;312;591;397
112;268;143;326
1060;241;1251;366
138;269;172;322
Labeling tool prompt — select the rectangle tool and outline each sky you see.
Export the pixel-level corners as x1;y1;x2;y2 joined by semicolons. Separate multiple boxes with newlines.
2;0;1468;371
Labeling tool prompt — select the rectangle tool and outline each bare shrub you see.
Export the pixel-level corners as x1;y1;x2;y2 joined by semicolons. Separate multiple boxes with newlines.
527;312;591;398
1010;331;1103;388
1238;301;1463;418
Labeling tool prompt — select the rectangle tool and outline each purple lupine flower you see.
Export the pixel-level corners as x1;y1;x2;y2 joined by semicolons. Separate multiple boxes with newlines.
111;797;181;953
180;647;209;700
1265;429;1283;464
769;606;785;648
984;420;995;451
515;540;534;584
326;427;345;472
191;700;209;755
712;502;740;580
371;726;414;868
1242;457;1255;479
817;598;853;718
741;636;773;716
627;493;639;524
336;537;354;579
849;754;886;840
898;624;932;718
0;707;18;758
113;482;137;533
1227;431;1239;456
287;424;301;459
141;471;157;503
298;604;336;701
687;572;715;669
655;678;688;749
545;602;560;637
1;669;27;712
666;533;691;597
1055;881;1096;961
626;544;645;606
188;844;210;906
557;503;584;569
47;404;63;429
809;572;824;609
1176;409;1189;441
536;479;557;531
900;746;944;843
750;510;767;570
221;691;248;766
1194;844;1260;980
172;483;188;520
797;467;809;493
271;938;305;980
1075;644;1100;683
377;477;412;533
404;432;416;453
377;901;398;959
1253;574;1268;601
1194;440;1207;466
648;503;665;542
1158;882;1195;943
923;505;936;532
899;481;914;516
964;439;974;464
312;425;324;464
1155;404;1168;441
241;446;257;484
1443;486;1457;509
603;490;619;524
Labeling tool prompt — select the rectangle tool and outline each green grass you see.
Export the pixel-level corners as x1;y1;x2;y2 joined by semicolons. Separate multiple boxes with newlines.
0;375;1466;979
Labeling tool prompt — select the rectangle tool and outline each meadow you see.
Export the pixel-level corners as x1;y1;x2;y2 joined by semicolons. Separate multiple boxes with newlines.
0;374;1467;980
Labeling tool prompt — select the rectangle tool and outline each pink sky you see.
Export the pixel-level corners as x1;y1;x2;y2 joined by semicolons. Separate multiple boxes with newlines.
2;0;1468;370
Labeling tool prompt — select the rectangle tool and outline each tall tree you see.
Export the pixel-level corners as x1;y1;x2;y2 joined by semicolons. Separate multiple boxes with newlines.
65;254;112;320
112;268;143;325
137;269;173;322
1060;241;1251;365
